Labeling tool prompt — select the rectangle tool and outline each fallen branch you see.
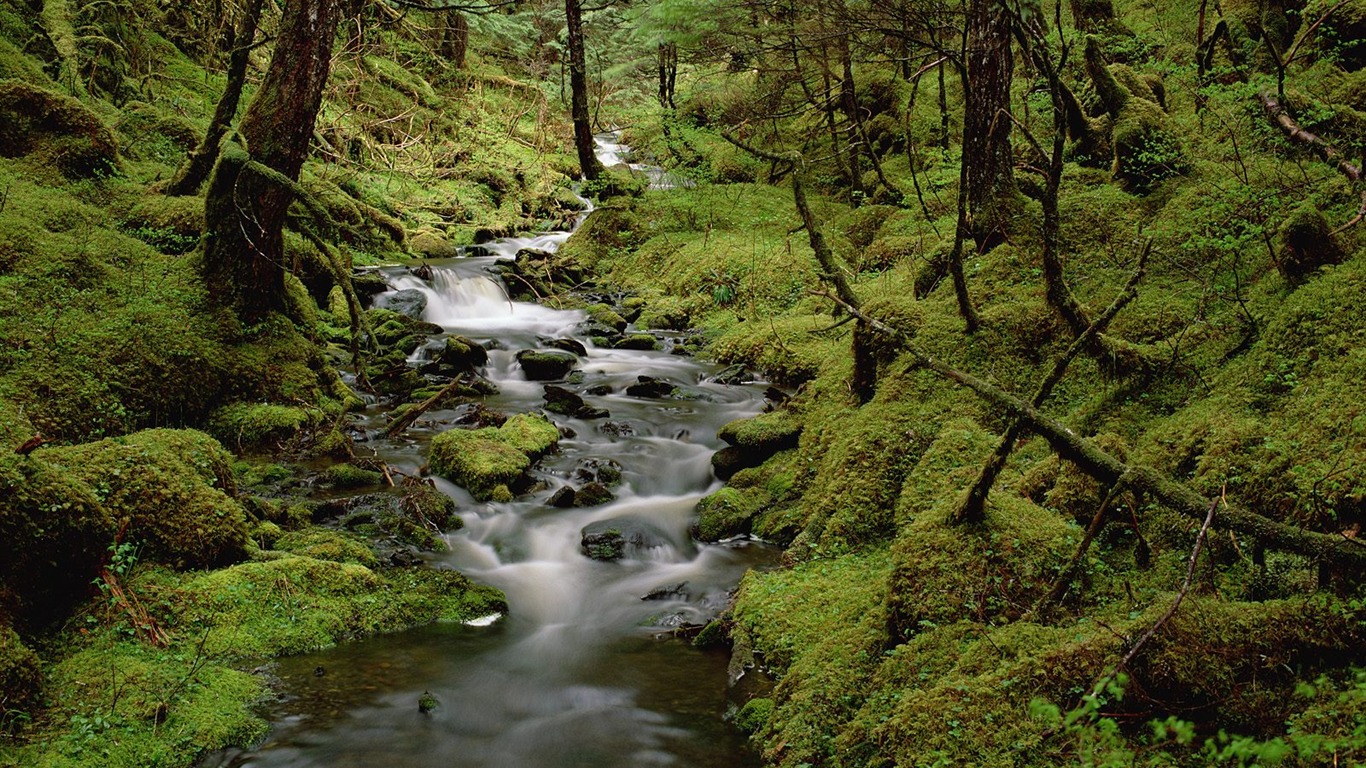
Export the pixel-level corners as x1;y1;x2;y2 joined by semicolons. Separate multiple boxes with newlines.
810;290;1366;570
952;241;1150;524
1261;91;1366;232
384;374;470;438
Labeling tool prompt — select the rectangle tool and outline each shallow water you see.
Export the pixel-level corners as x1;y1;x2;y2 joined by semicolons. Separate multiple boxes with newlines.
205;135;771;768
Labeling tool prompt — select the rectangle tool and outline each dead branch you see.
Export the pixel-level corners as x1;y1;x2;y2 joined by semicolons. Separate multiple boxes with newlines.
1261;91;1366;232
384;374;470;438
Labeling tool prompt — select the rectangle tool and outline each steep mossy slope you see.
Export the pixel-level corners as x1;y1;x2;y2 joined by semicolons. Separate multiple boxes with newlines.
554;2;1366;762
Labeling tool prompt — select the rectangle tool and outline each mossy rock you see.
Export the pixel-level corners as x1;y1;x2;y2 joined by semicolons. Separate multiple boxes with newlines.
275;527;378;568
44;428;250;571
439;335;489;370
586;303;628;332
735;697;774;734
0;453;112;624
719;411;802;451
428;414;558;501
0;80;119;178
515;349;577;380
694;485;766;541
0;623;42;722
1278;203;1344;283
207;403;323;452
324;463;383;489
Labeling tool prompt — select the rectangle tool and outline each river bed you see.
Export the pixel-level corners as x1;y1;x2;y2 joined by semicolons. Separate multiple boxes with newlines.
203;136;773;768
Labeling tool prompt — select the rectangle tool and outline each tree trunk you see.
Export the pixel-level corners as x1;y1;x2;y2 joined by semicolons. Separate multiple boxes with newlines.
441;11;468;70
657;41;677;109
1069;0;1128;34
566;0;603;180
201;0;340;324
963;0;1017;251
838;36;867;204
163;0;265;196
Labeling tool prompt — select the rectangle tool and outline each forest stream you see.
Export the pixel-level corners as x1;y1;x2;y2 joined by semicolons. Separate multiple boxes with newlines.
204;135;774;767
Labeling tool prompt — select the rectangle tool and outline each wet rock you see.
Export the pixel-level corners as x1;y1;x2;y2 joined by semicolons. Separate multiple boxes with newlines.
572;457;623;486
387;547;423;567
545;338;588;357
419;691;439;714
709;411;802;481
614;334;661;351
580;517;668;561
438;335;488;370
548;486;577;508
376;288;428;320
578;320;623;344
351;270;390;302
586;303;628;332
708;364;754;386
597;420;636;438
625;376;676;398
453;403;508;428
585;384;613;396
515;350;577;381
542;385;610;419
710;447;750;481
573;481;615;507
641;582;688;601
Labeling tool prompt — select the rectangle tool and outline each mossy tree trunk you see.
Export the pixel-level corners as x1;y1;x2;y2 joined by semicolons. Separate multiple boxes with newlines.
201;0;341;324
441;11;468;70
566;0;603;181
657;41;677;109
163;0;264;197
963;0;1017;251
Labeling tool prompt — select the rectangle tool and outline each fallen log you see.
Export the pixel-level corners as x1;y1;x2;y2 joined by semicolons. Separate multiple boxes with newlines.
813;290;1366;570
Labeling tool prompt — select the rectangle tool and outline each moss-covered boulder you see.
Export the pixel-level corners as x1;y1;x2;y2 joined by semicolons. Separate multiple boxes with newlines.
0;624;42;722
44;429;250;571
0;80;119;178
1278;203;1345;283
207;403;324;453
712;411;803;480
1084;37;1187;191
580;517;668;561
438;335;489;370
515;349;577;380
428;413;559;500
0;453;114;624
694;486;766;541
275;527;378;568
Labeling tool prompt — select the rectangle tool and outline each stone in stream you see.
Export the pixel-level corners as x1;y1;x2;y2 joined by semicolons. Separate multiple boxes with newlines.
547;486;577;508
585;384;613;396
545;337;587;357
641;582;688;601
625;376;677;398
572;457;623;486
710;410;803;480
580;517;669;562
614;334;661;351
597;420;636;438
542;385;609;420
437;335;488;370
375;288;428;320
573;482;615;507
707;364;755;386
515;349;577;381
418;691;439;714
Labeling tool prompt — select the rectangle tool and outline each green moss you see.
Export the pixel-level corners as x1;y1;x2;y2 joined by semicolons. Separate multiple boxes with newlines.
718;411;802;451
695;486;766;541
275;527;378;568
207;403;322;453
41;428;248;571
0;81;119;179
586;303;628;331
324;463;383;489
735;697;774;734
429;430;530;501
428;413;558;500
0;625;41;724
497;413;560;458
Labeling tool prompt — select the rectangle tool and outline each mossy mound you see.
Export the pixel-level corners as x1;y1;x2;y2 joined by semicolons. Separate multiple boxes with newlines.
274;528;378;568
179;556;506;660
207;403;325;453
0;624;42;724
41;428;249;572
428;413;559;500
0;80;118;178
0;452;112;626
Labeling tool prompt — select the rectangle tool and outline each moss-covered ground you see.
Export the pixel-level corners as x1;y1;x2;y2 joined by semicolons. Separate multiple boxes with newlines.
547;6;1366;763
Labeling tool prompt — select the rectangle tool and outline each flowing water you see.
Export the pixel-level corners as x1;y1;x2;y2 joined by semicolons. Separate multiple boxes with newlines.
205;135;771;767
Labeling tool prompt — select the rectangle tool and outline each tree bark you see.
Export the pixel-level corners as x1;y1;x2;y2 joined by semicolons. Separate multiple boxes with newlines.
963;0;1017;251
441;11;469;70
566;0;603;180
163;0;265;197
201;0;341;324
657;41;677;109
